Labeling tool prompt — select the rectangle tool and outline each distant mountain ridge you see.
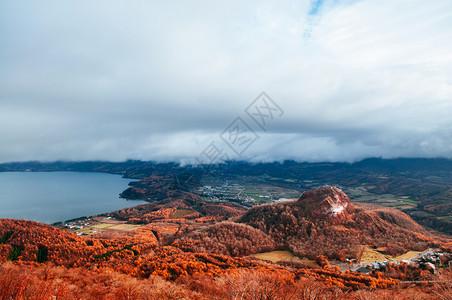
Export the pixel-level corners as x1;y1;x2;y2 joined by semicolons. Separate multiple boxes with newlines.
1;158;451;234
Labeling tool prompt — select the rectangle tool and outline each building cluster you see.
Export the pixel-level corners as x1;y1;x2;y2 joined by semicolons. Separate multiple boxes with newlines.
64;218;91;230
197;184;257;204
357;249;450;275
409;250;451;272
63;217;100;235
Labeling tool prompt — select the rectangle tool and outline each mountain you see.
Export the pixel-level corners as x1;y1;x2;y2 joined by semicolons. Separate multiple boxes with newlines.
239;186;442;259
297;186;351;223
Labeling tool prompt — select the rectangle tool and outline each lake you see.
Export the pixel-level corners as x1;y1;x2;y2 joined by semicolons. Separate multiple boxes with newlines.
0;172;144;224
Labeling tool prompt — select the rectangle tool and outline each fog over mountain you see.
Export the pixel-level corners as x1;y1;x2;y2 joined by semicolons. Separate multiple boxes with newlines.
1;0;451;163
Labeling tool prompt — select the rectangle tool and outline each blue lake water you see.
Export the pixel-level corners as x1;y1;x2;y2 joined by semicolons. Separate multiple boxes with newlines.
0;172;144;224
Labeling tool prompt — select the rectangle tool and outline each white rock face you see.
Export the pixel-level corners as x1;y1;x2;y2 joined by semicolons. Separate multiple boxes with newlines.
300;186;351;223
329;203;346;215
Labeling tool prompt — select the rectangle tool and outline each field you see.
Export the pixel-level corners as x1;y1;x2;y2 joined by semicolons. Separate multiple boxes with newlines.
63;217;143;236
346;186;417;210
359;246;424;263
249;250;301;263
94;223;142;231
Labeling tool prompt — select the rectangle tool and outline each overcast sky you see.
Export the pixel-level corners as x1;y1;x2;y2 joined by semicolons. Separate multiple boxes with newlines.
1;0;451;164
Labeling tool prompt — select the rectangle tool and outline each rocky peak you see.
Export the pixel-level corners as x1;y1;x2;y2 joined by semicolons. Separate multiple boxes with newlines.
297;186;351;222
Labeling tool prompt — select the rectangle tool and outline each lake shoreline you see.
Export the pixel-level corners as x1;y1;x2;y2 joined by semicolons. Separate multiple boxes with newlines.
0;171;144;224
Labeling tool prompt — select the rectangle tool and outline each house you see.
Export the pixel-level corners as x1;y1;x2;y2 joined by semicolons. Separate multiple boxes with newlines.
424;262;436;274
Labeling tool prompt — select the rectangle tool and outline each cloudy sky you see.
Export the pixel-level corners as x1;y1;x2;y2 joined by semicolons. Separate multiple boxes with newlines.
1;0;451;163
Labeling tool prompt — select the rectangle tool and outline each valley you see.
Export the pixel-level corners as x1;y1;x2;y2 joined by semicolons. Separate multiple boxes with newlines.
0;158;451;299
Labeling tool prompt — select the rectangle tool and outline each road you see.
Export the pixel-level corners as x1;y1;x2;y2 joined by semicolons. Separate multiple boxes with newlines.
406;249;435;263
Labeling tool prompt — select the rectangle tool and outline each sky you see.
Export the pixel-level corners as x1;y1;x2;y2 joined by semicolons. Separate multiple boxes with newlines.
0;0;451;164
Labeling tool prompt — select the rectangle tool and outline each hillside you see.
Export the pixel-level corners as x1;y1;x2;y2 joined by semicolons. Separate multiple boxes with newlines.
239;186;442;259
3;218;447;299
1;218;276;276
1;218;416;299
1;184;452;298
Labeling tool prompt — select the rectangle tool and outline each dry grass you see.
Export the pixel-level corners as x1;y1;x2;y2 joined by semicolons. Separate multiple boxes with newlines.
68;221;143;236
106;224;142;231
393;250;424;261
92;223;116;229
360;246;425;263
360;247;392;263
76;228;97;235
249;250;301;263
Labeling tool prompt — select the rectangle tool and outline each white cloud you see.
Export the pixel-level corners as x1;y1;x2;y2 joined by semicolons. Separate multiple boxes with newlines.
0;0;451;163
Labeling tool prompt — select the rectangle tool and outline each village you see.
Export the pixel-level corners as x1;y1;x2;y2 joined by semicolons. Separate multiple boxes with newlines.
59;216;141;236
345;248;451;275
196;180;299;206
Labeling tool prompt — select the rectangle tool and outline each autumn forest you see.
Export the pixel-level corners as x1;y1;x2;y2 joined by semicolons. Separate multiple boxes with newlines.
0;161;451;299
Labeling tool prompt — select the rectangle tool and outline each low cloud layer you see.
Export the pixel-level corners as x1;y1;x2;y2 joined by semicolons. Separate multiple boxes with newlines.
1;0;451;163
